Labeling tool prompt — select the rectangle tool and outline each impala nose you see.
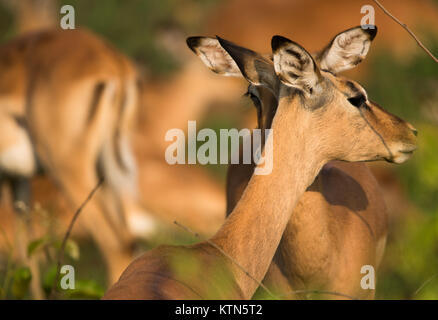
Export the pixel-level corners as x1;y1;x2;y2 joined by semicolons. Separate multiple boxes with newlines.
406;122;418;137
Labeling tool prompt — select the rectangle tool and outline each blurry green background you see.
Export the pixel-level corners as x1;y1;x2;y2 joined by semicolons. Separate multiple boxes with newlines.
0;0;437;299
366;45;438;299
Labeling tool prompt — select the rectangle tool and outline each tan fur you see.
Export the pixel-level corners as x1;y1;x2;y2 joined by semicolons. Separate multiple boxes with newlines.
230;157;389;299
0;28;145;283
104;31;416;299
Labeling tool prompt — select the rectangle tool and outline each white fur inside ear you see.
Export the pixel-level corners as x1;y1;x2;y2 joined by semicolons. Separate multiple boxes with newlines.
195;38;241;77
273;44;319;95
320;28;372;73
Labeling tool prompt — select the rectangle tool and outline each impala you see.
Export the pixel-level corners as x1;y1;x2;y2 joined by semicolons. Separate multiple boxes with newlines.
0;28;154;283
188;26;408;299
103;27;417;299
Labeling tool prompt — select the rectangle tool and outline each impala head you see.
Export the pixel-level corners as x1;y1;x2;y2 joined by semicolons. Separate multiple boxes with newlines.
187;26;417;164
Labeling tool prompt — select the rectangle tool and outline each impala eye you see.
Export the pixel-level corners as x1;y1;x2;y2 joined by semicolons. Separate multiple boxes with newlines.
347;94;366;108
249;92;260;103
245;90;260;106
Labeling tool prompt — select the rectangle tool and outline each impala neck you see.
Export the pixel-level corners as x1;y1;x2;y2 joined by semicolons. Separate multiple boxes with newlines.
210;94;326;298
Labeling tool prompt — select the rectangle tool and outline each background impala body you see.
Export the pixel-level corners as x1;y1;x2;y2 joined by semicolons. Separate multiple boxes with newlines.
0;28;153;284
104;26;417;299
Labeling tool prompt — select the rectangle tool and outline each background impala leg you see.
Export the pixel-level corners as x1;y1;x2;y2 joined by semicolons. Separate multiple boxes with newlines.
11;176;44;299
52;159;135;285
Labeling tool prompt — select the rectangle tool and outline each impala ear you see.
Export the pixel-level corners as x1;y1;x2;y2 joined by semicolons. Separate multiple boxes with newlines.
272;35;321;96
317;26;377;74
186;36;242;77
216;36;277;90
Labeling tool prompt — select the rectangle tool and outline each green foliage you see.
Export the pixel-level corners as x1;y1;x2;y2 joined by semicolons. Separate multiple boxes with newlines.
42;264;57;296
365;37;438;299
401;124;438;212
0;207;100;299
27;236;80;261
27;237;48;258
11;267;32;299
55;239;81;261
64;279;104;300
57;0;218;75
0;3;14;42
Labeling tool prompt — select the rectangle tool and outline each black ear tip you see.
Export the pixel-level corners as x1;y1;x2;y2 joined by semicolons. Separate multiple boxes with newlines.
216;35;230;48
361;25;378;40
186;36;201;52
216;36;239;54
271;35;291;51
